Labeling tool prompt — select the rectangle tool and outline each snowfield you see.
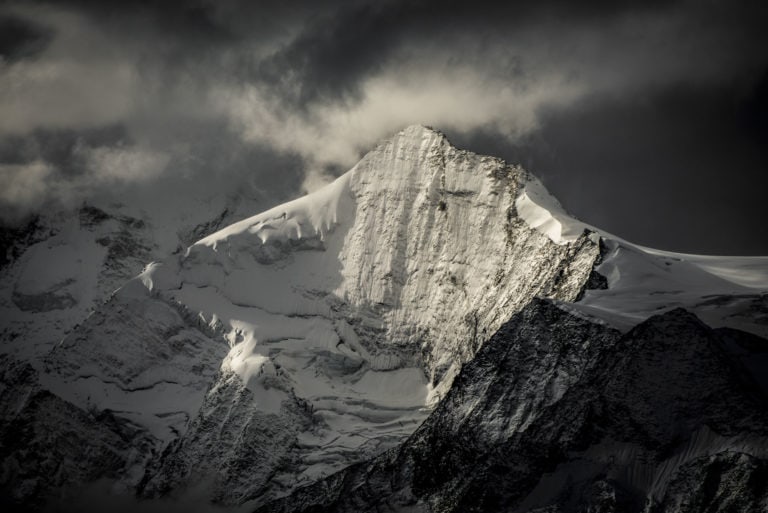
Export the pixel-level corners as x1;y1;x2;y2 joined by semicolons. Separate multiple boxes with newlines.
516;171;767;336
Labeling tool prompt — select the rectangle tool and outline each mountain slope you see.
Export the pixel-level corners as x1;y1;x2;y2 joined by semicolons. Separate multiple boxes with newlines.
256;300;768;513
1;125;766;510
0;192;272;365
1;126;605;508
133;125;603;503
514;174;768;338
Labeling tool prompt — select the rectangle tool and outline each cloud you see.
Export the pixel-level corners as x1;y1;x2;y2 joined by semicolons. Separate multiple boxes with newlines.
80;145;169;182
0;6;139;135
0;0;766;251
0;142;171;222
216;63;584;188
0;13;53;61
212;0;768;193
0;2;303;221
0;160;52;212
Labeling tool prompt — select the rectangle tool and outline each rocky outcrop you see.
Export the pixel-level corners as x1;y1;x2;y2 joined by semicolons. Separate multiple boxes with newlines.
0;355;155;510
256;301;768;513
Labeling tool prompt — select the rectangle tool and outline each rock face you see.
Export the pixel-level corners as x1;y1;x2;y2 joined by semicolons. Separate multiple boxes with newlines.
256;300;768;513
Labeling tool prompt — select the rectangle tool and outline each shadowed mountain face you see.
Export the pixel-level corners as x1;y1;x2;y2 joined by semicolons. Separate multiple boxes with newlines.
256;300;768;513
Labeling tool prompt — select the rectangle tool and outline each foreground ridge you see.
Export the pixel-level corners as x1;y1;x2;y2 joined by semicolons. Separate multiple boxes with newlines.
256;300;768;513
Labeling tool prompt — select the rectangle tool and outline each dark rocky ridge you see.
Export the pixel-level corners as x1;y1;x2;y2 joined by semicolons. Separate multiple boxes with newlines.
256;300;768;513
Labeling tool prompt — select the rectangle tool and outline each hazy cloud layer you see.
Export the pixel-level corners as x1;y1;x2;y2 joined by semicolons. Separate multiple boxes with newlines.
1;0;766;252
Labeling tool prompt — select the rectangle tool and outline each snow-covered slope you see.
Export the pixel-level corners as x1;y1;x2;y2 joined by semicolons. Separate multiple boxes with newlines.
0;183;272;363
515;173;768;337
0;207;152;360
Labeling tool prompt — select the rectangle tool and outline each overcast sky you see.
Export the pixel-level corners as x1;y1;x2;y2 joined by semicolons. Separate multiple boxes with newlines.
1;0;766;254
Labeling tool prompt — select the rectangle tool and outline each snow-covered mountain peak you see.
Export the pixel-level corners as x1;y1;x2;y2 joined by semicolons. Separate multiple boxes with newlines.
5;125;765;509
155;122;597;391
190;124;448;259
24;124;602;505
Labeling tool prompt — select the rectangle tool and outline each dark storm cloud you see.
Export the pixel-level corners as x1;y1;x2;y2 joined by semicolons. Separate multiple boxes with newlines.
255;0;681;106
0;125;129;172
1;0;767;253
0;14;53;61
452;77;768;254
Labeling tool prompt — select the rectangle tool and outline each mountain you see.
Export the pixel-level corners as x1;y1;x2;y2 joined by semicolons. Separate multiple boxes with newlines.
1;125;766;511
0;181;272;362
256;300;768;513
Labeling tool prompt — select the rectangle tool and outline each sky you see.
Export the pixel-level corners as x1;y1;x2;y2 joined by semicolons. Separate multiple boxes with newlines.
0;0;766;254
